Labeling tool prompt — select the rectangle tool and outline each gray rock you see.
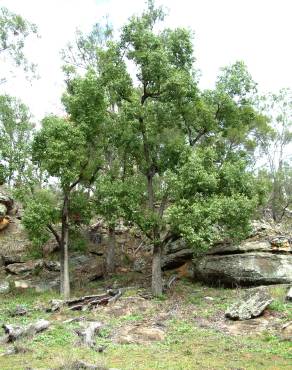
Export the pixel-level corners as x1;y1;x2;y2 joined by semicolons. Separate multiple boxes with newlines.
286;287;292;301
162;248;194;270
6;259;44;275
0;203;7;218
44;260;61;272
225;287;273;320
2;255;23;266
194;244;292;286
10;305;27;316
34;279;59;293
0;280;10;294
133;257;147;272
0;191;13;211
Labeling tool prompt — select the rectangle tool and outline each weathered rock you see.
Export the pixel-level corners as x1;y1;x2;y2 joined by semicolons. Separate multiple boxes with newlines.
0;216;10;231
0;191;14;211
280;322;292;341
44;260;61;272
6;260;44;275
34;279;59;293
1;255;23;266
10;305;27;317
133;257;147;272
72;256;104;282
162;248;193;270
225;287;273;320
286;286;292;301
117;326;165;344
194;238;292;287
0;203;7;218
14;280;32;289
0;280;9;294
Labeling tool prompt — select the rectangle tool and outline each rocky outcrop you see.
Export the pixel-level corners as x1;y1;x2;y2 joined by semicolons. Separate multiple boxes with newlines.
194;238;292;286
5;259;44;275
162;239;193;270
225;287;273;320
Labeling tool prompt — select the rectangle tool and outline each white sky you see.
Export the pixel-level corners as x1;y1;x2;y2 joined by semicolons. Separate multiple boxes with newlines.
0;0;291;121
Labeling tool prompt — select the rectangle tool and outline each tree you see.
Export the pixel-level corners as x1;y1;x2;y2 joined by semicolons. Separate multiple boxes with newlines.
257;88;292;221
26;72;106;298
0;6;38;83
113;3;268;295
0;94;34;186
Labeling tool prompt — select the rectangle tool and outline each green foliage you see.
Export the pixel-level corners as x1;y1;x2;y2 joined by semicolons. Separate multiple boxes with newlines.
0;94;34;186
0;6;38;81
166;148;259;250
32;116;87;189
22;189;60;247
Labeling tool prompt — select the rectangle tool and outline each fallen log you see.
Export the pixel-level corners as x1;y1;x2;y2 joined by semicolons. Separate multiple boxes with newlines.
1;319;50;343
75;321;103;347
47;289;122;312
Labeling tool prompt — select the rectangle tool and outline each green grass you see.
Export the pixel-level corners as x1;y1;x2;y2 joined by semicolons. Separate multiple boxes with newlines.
0;282;291;369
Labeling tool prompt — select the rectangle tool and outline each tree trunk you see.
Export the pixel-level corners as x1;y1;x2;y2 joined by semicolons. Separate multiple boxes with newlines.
152;243;163;296
106;225;116;274
60;194;70;299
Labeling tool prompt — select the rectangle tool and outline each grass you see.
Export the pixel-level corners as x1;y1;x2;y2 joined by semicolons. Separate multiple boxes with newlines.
0;281;291;369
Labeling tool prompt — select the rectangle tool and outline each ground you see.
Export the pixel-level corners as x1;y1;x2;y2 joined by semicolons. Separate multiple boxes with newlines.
0;277;291;370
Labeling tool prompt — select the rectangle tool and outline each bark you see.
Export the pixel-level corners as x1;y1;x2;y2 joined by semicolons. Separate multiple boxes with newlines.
60;193;70;299
1;320;50;343
75;321;103;347
106;225;116;274
47;289;122;312
152;242;163;296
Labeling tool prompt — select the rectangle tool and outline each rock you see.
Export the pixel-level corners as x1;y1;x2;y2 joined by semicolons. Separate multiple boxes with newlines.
72;256;104;282
14;280;32;289
225;287;273;320
162;248;193;270
34;279;59;293
286;287;292;301
0;190;14;211
0;280;10;294
44;260;61;272
6;260;44;275
10;305;27;316
69;360;108;370
1;255;23;266
70;254;91;267
0;203;7;218
280;322;292;341
0;216;10;230
250;220;274;237
117;326;165;344
270;237;291;252
194;238;292;286
133;257;147;272
204;296;215;302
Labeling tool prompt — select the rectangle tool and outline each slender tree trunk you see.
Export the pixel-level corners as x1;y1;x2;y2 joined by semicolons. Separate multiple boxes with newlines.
106;225;116;274
152;242;163;296
60;193;70;299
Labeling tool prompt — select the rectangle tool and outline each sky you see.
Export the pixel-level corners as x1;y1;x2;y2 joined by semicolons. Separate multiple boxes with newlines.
0;0;291;121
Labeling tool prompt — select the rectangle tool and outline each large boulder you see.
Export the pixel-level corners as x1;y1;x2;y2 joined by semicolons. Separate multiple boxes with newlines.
225;287;273;320
0;203;7;218
194;239;292;286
